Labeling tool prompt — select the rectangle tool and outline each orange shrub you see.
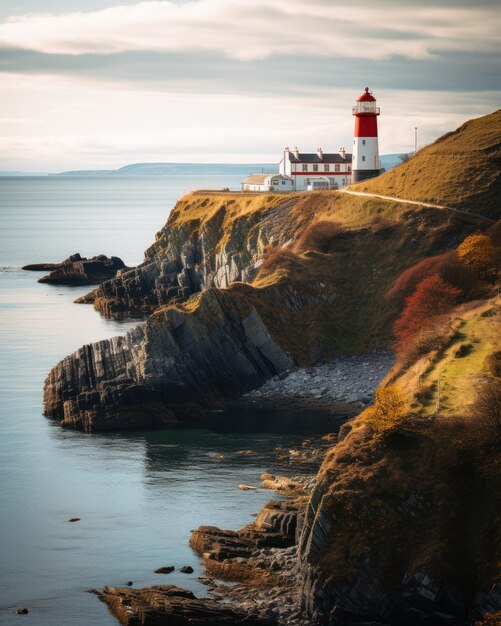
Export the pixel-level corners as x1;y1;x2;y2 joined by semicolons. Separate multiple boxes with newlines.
456;233;500;276
362;385;408;438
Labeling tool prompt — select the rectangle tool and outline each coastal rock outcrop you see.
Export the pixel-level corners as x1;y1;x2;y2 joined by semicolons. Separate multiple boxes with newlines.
44;288;293;431
95;584;278;625
24;253;126;285
190;500;302;601
78;194;301;316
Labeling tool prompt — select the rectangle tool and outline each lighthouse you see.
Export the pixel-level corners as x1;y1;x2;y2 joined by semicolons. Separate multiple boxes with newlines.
352;87;381;183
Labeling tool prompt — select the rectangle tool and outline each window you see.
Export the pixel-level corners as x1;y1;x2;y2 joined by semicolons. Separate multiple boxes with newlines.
313;164;318;172
362;139;366;145
325;164;330;171
302;164;308;171
335;164;340;172
348;166;351;171
281;180;286;185
362;156;366;162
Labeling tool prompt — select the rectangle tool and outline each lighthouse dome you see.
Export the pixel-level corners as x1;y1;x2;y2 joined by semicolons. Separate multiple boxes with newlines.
357;87;376;102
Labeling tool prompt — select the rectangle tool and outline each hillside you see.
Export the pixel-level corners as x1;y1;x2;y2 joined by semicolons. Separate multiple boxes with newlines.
48;110;501;431
41;109;501;625
299;288;500;625
352;109;501;219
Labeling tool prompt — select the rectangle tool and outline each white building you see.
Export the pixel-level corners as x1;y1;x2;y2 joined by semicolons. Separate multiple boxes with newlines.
279;147;352;190
240;87;386;193
241;173;294;192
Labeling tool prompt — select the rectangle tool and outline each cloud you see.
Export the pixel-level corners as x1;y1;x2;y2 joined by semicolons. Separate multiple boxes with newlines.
1;76;496;171
0;0;499;61
0;48;499;97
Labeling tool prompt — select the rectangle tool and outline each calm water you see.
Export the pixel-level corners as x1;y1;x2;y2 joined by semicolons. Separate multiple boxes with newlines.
0;176;339;625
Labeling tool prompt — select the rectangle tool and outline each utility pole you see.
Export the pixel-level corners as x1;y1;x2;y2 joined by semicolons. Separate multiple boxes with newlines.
414;126;418;154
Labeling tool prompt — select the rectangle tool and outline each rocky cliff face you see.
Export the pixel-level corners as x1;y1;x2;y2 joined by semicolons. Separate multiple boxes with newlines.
45;192;485;431
78;193;301;316
44;288;293;431
295;295;501;626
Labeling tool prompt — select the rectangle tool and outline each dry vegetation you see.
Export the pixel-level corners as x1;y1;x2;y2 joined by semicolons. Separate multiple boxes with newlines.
311;224;500;603
351;109;501;219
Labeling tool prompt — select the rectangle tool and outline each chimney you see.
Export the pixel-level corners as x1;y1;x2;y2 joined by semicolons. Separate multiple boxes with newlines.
293;146;299;159
317;147;323;160
339;147;346;159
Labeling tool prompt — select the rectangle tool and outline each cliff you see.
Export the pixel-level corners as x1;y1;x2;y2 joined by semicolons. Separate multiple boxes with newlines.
44;288;293;431
44;111;500;432
296;291;500;624
44;198;478;431
78;193;300;316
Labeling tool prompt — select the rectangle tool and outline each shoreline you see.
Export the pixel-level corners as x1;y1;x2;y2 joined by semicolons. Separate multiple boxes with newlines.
94;352;396;624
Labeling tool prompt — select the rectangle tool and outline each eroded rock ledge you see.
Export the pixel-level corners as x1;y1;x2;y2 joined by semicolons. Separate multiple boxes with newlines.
78;194;301;316
43;289;293;431
94;585;278;625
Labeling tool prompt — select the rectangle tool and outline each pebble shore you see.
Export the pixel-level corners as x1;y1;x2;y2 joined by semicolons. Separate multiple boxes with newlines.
245;350;394;406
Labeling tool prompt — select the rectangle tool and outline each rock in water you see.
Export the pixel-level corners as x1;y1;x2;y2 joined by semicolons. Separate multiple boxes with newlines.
24;253;126;286
179;566;194;574
95;584;277;625
154;566;175;574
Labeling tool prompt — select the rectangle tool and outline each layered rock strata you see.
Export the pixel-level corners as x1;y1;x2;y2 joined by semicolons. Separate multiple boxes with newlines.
94;585;278;626
44;289;293;431
78;194;300;316
24;253;126;285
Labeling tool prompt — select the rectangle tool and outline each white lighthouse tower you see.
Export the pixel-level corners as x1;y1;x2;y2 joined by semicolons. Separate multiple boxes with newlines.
352;87;381;183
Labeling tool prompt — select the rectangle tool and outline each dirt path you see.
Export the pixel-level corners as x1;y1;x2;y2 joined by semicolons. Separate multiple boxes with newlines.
339;188;495;224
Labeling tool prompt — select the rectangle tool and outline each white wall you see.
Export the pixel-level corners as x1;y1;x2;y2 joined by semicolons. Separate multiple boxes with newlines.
352;137;380;171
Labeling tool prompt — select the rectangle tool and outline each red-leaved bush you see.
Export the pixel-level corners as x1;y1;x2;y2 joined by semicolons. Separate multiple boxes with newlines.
386;252;455;301
394;274;462;347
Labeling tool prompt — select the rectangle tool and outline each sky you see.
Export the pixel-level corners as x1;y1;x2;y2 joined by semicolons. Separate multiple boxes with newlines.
0;0;499;171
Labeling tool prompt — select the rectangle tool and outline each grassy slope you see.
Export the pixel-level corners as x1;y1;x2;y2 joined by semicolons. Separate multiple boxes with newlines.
351;109;501;219
392;297;500;417
145;112;500;367
313;292;500;597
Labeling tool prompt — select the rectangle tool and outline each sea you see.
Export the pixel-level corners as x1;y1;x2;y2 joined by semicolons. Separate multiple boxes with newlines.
0;175;341;625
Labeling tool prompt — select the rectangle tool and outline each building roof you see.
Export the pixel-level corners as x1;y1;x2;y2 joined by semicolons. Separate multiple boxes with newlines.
287;152;352;164
242;173;291;184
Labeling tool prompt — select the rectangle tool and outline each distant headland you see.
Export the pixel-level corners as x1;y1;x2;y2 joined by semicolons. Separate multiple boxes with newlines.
0;156;403;178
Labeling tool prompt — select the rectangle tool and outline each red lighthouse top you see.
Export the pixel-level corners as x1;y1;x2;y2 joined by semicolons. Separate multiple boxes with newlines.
352;87;380;117
357;87;376;102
